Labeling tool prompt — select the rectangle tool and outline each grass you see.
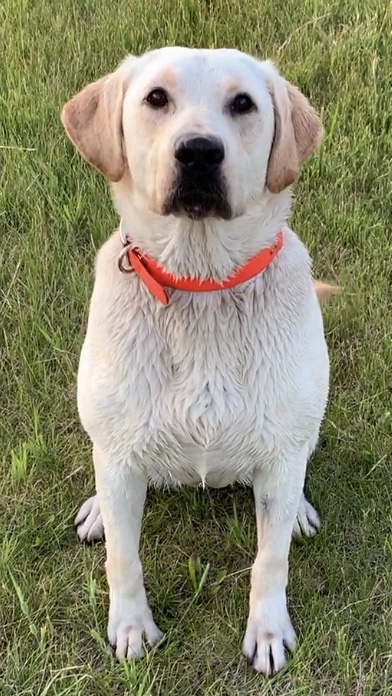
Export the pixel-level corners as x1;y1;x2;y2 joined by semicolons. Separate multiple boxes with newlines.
1;0;391;693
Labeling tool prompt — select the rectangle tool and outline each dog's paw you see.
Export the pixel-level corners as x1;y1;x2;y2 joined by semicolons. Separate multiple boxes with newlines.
293;493;320;539
242;592;296;676
74;495;104;543
108;594;164;661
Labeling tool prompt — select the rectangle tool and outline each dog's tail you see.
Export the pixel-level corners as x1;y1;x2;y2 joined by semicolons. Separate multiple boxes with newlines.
314;281;339;303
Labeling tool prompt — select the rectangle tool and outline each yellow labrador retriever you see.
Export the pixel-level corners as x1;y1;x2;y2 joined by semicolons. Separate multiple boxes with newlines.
62;47;336;676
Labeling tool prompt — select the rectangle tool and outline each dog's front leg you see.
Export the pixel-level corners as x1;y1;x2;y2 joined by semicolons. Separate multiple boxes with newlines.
93;444;163;661
242;446;308;675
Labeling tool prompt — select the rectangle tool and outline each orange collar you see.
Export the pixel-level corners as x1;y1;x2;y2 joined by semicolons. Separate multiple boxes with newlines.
118;227;283;305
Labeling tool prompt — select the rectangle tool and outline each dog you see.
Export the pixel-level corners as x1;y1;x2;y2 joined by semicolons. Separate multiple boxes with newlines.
61;46;336;676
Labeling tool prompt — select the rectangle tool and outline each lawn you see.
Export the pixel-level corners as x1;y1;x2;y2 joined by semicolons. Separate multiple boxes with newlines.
1;0;391;694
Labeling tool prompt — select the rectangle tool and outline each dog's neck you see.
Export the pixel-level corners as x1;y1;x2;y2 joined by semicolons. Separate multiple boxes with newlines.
113;184;292;282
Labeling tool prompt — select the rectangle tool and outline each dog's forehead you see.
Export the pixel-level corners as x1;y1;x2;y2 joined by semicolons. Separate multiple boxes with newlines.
132;47;263;94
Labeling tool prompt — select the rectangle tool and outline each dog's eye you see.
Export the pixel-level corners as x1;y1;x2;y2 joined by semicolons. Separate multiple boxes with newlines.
145;88;169;109
230;93;256;115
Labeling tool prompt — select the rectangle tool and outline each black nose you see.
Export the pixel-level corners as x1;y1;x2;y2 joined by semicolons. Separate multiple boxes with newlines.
175;136;225;173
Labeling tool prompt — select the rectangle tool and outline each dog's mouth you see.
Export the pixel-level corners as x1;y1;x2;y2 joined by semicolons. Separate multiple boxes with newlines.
163;176;232;221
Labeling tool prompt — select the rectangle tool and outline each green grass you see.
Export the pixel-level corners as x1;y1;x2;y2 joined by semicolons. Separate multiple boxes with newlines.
1;0;391;693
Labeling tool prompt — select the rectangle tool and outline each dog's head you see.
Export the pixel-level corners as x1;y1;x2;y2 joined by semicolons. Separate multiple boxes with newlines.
61;47;322;222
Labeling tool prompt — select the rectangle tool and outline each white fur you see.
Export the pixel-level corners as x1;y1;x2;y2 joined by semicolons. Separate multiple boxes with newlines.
69;47;329;675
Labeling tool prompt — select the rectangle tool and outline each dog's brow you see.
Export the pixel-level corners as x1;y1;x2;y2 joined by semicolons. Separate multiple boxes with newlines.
223;77;243;93
156;68;177;89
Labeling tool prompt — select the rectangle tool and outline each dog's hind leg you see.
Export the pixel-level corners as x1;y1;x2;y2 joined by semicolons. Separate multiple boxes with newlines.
74;494;104;543
293;492;320;538
75;490;321;542
292;431;321;538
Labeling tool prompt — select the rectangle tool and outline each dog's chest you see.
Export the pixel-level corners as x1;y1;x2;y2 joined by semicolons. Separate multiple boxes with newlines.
82;289;281;486
137;295;269;483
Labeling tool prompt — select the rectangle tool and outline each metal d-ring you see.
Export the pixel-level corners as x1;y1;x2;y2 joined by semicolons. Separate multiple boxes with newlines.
117;243;135;274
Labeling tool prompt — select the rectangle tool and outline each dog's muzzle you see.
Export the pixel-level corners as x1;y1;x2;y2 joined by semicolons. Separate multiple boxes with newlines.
163;135;232;220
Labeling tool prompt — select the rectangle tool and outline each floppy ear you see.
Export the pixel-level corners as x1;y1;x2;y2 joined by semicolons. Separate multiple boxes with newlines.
266;65;323;194
61;71;125;182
